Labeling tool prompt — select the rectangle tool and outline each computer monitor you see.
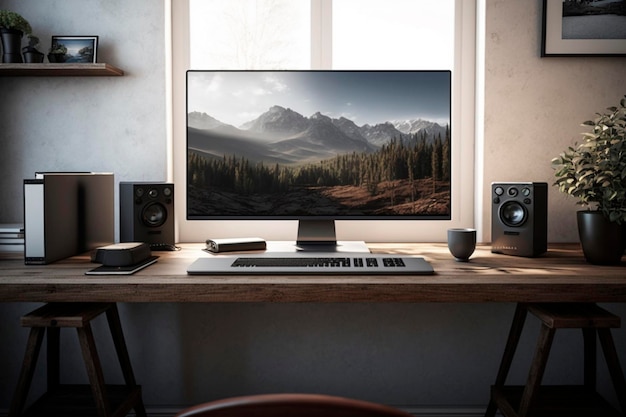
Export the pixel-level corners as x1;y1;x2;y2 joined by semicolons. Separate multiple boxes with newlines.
187;70;451;250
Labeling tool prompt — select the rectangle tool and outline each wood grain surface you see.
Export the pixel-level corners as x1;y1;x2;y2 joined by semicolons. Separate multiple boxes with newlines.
0;243;624;303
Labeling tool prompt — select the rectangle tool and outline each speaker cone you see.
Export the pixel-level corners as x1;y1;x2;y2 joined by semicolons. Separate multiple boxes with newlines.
142;202;167;227
500;201;526;227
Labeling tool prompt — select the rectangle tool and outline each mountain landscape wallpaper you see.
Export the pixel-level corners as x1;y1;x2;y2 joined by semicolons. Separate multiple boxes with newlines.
187;71;451;218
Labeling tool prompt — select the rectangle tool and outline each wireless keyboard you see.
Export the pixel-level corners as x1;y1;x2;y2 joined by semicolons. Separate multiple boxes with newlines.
187;253;434;275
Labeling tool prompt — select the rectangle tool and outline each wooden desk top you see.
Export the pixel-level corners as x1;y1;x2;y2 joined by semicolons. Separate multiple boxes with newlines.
0;243;624;303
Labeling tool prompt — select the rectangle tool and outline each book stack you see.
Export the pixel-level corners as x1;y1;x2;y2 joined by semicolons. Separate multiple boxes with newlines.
0;224;25;253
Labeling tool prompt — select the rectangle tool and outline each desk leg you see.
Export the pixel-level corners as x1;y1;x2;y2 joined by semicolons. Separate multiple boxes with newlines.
9;327;45;417
517;323;555;417
598;328;626;414
106;304;147;417
77;323;111;417
484;303;528;417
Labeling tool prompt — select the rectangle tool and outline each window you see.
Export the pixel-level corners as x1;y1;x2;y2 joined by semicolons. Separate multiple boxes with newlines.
189;0;311;69
332;0;454;70
188;0;454;71
171;0;477;242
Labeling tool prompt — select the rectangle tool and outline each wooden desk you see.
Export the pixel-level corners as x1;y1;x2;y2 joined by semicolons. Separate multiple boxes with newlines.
0;243;625;303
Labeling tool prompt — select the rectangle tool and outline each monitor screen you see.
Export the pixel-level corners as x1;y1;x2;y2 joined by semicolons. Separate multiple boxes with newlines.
187;70;451;247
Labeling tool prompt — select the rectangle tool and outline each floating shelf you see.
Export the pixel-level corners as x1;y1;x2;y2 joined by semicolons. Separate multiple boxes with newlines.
0;63;124;76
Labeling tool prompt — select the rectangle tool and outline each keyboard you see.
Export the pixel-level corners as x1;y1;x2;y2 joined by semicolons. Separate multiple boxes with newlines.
187;253;434;275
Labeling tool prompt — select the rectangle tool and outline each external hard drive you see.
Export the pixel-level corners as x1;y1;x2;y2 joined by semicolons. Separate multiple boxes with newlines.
205;237;267;253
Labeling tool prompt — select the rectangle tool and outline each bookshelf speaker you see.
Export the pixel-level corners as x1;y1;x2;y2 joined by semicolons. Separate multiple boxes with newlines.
120;182;175;250
491;182;547;257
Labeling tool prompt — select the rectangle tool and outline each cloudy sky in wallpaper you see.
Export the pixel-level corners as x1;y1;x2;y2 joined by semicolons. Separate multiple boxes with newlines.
187;70;451;127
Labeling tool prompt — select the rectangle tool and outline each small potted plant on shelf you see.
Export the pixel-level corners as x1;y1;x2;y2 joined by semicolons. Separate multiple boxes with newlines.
22;35;44;63
552;95;626;265
0;10;32;63
47;43;67;63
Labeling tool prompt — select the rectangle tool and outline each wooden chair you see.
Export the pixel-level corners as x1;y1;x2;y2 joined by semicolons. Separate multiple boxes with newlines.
485;303;626;417
9;302;146;417
174;393;414;417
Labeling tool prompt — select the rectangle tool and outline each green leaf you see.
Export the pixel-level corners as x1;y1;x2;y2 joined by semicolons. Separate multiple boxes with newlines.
553;95;626;224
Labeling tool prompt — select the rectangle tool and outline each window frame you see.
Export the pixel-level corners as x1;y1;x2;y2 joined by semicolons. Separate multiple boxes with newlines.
169;0;477;243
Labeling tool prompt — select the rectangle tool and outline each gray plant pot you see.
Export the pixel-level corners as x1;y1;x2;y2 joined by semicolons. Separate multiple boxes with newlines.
577;210;624;265
47;53;66;63
23;49;44;63
1;28;24;63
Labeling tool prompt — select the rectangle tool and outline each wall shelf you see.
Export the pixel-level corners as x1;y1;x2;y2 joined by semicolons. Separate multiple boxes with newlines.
0;63;124;77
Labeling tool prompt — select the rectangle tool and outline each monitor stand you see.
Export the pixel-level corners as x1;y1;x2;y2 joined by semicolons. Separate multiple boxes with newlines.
293;219;369;253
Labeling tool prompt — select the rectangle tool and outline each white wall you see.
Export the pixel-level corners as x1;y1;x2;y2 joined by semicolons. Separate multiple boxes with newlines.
1;0;625;415
0;0;168;233
481;0;626;242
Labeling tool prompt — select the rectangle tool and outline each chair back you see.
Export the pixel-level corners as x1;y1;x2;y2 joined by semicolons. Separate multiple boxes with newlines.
175;393;413;417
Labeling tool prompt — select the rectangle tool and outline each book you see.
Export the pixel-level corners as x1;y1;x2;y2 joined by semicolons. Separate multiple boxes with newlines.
0;223;24;231
0;238;25;244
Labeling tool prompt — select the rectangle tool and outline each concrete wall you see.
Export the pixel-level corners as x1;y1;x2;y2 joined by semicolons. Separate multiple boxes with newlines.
0;0;168;227
1;0;625;415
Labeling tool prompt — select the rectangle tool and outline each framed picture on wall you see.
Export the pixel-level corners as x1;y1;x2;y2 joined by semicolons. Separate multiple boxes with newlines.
541;0;626;56
50;36;98;63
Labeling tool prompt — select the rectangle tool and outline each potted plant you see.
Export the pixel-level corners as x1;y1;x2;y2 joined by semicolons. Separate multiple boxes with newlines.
0;10;32;63
22;34;44;63
47;43;67;63
552;95;626;265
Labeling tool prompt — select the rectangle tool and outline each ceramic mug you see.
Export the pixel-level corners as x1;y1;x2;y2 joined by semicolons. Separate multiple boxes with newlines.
447;228;476;261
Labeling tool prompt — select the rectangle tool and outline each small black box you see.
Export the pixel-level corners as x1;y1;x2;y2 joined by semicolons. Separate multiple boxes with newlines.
92;242;152;266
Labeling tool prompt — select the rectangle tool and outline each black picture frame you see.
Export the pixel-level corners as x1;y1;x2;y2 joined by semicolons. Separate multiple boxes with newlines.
541;0;626;57
50;36;99;63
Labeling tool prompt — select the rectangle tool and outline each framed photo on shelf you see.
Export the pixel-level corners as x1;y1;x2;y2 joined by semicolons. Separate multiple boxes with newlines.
50;36;98;63
541;0;626;57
